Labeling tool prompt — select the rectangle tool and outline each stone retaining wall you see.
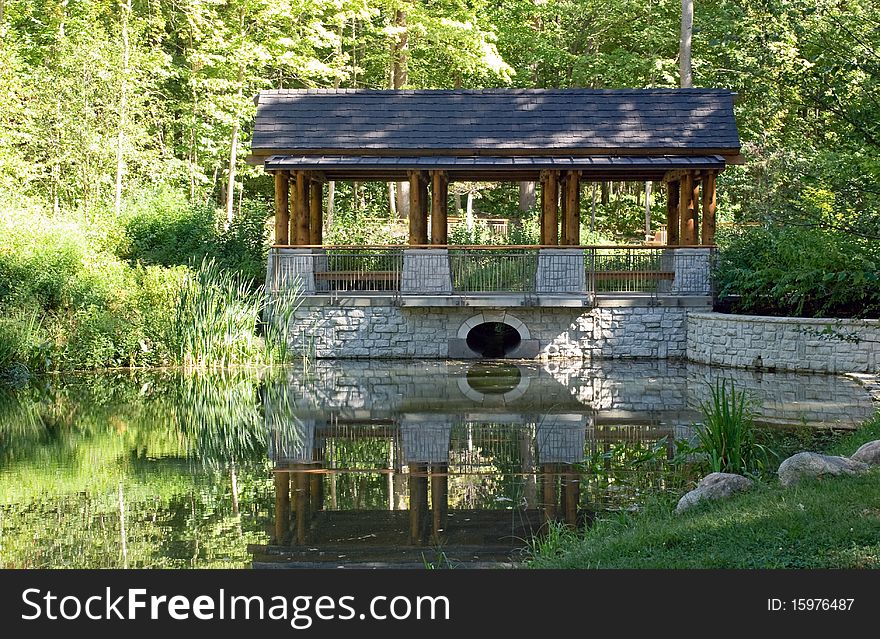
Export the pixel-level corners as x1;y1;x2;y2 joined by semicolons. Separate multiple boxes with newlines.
687;312;880;374
285;300;688;360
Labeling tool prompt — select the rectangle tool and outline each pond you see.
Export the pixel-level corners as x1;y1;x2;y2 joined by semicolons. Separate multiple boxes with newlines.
0;360;873;568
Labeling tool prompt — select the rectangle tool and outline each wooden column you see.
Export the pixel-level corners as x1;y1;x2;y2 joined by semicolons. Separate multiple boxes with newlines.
293;466;310;545
539;180;547;244
541;464;558;522
408;171;428;246
308;176;323;246
273;470;290;544
562;170;581;245
430;171;448;245
666;179;680;246
701;171;717;245
430;463;448;539
408;463;428;544
680;172;697;245
273;172;290;246
691;176;701;245
562;467;579;526
294;171;310;245
540;170;559;246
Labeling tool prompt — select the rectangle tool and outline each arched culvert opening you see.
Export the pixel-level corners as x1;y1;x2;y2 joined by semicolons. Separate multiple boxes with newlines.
466;322;522;358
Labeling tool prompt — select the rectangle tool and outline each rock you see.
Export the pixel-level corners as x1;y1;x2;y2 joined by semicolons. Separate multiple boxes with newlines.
851;440;880;466
675;472;755;514
778;452;869;487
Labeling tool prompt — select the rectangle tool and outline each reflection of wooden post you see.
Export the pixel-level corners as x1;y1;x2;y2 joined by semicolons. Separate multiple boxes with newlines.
701;171;717;245
309;177;323;245
540;170;559;246
541;463;558;522
431;463;449;539
522;428;536;508
666;180;680;246
273;172;290;246
294;171;310;245
408;463;428;544
562;466;579;526
273;470;290;544
430;171;448;245
309;470;323;515
293;466;310;545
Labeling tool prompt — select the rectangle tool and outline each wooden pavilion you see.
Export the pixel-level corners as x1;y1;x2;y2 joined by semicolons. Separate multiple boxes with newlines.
249;88;741;248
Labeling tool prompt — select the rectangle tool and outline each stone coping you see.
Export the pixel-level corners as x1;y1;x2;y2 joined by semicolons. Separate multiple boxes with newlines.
688;311;880;326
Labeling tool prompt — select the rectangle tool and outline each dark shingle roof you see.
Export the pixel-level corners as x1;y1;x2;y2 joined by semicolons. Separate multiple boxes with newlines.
251;88;740;157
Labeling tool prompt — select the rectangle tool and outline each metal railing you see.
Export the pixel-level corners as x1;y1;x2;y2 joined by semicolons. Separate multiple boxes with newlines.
449;247;539;293
268;245;714;297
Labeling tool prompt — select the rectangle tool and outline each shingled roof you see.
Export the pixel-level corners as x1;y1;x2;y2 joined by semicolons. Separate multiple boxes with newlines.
250;88;741;159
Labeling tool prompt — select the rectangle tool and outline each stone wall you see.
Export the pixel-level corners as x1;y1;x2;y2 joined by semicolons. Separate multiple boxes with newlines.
284;300;688;360
687;312;880;374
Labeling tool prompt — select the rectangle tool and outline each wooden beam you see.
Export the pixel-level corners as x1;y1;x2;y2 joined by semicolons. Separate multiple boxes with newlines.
540;170;559;246
273;172;290;245
679;173;697;245
273;470;290;544
308;177;323;245
666;180;680;245
563;170;581;245
701;171;717;245
408;171;428;245
294;171;310;245
430;171;449;245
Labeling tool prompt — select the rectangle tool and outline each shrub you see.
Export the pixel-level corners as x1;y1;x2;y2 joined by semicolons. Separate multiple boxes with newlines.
714;226;880;318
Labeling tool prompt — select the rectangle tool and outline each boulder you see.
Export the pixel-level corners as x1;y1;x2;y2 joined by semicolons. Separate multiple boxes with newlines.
778;452;869;487
851;440;880;466
675;472;754;514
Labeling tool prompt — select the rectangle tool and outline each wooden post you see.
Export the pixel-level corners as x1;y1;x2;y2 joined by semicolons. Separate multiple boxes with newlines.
563;170;581;245
294;466;310;545
562;466;579;526
294;171;310;245
540;170;559;246
539;181;547;245
273;470;290;544
680;172;696;245
691;176;701;245
408;463;428;544
309;177;323;246
408;171;428;246
273;172;289;246
701;171;717;245
430;171;448;245
666;179;680;246
431;463;448;539
541;463;558;522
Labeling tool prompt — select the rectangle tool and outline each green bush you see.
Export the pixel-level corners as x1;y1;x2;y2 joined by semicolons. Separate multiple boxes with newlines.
715;226;880;318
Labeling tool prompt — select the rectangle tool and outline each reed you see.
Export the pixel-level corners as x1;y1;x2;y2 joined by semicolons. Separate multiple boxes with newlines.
695;379;768;476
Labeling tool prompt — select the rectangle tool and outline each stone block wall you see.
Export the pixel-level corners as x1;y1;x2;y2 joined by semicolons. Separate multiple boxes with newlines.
283;300;688;360
687;312;880;373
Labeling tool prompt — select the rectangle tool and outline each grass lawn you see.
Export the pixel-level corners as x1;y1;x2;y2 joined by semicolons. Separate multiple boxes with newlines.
528;417;880;569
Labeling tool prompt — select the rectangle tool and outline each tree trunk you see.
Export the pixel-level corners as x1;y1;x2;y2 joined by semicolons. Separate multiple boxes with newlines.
680;0;693;88
113;0;132;216
327;180;335;230
225;66;244;229
392;9;409;220
644;180;652;236
518;181;536;212
466;191;474;230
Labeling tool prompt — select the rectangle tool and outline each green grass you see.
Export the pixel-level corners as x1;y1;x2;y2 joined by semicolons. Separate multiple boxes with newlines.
528;415;880;569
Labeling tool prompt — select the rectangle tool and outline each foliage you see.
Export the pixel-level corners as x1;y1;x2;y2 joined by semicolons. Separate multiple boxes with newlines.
172;258;302;370
714;226;880;318
692;379;769;476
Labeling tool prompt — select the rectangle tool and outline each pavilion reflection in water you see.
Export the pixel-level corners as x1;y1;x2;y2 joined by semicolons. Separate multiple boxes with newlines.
257;361;700;566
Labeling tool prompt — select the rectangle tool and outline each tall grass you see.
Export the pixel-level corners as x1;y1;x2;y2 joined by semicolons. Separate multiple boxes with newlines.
694;379;768;476
0;309;46;385
172;258;302;370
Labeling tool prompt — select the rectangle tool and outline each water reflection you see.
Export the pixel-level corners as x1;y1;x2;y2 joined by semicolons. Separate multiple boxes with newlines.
257;360;874;567
0;361;872;568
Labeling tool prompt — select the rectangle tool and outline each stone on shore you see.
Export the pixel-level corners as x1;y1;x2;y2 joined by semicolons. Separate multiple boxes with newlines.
675;472;755;514
778;452;869;487
850;440;880;466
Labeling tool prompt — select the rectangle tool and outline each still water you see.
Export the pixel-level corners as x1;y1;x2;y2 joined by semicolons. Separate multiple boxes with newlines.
0;360;873;568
